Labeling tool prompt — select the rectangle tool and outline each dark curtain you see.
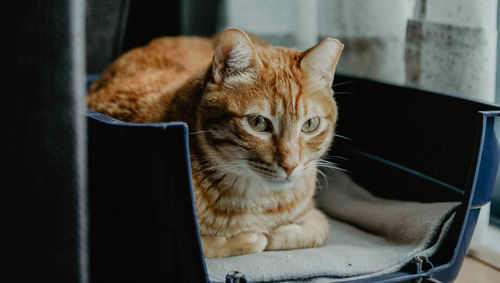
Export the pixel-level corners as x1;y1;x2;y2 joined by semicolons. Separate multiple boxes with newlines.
2;1;88;282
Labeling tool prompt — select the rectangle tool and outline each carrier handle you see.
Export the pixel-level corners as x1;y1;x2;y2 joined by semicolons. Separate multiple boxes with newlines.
470;112;500;208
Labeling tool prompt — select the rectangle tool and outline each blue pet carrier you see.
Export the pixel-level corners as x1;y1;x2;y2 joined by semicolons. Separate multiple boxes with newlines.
87;74;500;282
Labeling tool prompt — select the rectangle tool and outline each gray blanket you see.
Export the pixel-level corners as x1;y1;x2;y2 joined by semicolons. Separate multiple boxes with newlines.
206;171;459;282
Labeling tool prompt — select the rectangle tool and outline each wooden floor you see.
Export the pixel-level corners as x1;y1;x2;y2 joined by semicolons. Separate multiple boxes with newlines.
455;256;500;283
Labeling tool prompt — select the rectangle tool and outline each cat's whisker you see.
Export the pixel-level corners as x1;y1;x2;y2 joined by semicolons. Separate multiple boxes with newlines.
334;134;352;141
204;163;247;177
193;160;252;180
207;164;250;176
315;168;329;190
189;130;210;135
316;158;349;173
332;80;356;88
323;155;350;162
317;165;349;173
331;155;350;161
192;163;221;174
193;166;236;181
249;166;275;177
333;91;355;95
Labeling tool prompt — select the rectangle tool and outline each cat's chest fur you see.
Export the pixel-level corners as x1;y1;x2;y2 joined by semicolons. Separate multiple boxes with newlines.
192;166;317;237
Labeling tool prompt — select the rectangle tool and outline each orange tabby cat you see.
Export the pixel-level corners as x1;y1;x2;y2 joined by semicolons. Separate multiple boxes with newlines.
87;28;343;258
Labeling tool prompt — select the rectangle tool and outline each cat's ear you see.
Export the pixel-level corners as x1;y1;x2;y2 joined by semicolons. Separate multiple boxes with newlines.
212;28;261;84
301;38;344;89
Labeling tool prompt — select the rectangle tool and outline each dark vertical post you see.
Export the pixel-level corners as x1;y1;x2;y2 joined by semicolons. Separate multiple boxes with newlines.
2;1;88;282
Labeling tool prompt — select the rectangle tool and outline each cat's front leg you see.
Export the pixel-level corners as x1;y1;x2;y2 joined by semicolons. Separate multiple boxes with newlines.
202;232;268;258
266;208;329;251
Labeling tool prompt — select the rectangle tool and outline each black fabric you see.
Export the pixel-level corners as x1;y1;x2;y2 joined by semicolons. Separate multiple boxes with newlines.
2;1;87;282
86;0;130;73
86;0;182;71
181;0;221;36
121;0;181;52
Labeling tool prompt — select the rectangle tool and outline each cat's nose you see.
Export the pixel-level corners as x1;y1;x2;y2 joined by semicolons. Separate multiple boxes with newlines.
281;163;298;176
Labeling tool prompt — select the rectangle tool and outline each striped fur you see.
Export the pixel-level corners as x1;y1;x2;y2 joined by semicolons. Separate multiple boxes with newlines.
87;28;343;258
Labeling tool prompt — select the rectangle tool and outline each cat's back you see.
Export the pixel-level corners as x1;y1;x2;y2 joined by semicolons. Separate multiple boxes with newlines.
87;36;214;122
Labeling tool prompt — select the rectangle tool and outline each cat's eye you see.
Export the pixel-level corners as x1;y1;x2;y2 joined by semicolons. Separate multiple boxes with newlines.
302;117;320;133
247;115;272;132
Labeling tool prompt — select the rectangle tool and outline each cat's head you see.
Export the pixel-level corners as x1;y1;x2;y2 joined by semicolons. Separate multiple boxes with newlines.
197;28;343;191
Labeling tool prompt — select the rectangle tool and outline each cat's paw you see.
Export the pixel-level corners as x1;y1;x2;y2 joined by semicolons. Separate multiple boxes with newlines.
266;221;327;251
232;232;268;255
202;232;268;258
266;223;306;251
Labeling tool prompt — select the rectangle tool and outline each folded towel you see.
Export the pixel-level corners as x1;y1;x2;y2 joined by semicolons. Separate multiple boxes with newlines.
205;171;460;282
